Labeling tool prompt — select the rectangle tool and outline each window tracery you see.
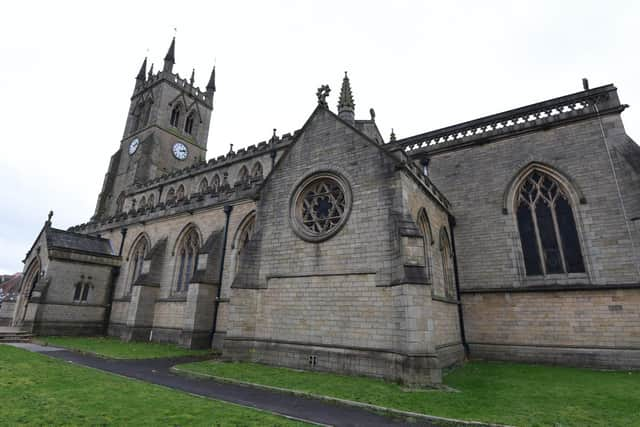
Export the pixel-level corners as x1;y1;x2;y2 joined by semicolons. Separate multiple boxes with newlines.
515;170;585;276
175;228;200;293
291;173;351;242
128;237;148;294
185;112;195;134
198;178;208;194
170;105;181;127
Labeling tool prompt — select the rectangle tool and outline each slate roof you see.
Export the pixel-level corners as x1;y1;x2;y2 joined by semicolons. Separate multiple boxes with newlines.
47;228;115;256
0;273;22;296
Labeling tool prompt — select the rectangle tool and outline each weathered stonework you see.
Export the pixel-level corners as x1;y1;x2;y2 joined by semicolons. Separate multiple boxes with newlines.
10;42;640;384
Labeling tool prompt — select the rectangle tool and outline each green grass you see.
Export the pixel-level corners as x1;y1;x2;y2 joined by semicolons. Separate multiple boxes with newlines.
36;336;213;359
176;359;640;426
0;345;305;426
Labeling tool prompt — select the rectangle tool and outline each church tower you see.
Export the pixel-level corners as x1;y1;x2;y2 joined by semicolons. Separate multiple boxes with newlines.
93;38;215;219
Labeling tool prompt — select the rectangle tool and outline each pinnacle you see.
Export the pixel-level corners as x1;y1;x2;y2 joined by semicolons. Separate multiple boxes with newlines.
136;57;147;80
338;71;355;112
164;37;176;63
206;66;216;92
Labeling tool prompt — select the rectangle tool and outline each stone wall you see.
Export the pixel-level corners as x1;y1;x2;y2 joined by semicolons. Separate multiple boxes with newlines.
464;289;640;368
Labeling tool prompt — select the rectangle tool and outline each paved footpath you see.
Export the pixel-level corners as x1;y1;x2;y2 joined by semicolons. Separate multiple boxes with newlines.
9;343;432;427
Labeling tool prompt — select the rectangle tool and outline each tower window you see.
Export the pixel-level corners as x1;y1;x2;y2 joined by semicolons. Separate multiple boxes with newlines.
185;113;195;134
516;170;585;276
170;105;181;127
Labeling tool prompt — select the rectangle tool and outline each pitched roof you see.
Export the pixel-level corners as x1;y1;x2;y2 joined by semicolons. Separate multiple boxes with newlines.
47;228;114;256
0;273;22;295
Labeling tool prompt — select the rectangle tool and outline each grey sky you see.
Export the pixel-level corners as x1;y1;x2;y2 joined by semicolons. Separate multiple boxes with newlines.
1;0;638;274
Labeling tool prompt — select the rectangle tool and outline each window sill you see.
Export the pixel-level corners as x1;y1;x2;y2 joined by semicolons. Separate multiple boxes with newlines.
157;295;187;303
522;273;590;287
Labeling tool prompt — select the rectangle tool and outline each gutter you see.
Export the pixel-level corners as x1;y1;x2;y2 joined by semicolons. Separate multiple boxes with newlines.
448;214;469;357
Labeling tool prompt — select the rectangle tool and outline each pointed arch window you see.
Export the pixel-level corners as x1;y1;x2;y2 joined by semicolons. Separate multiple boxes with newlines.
198;178;209;194
166;188;176;204
252;162;263;179
148;194;155;208
185;113;195;134
175;228;200;293
417;209;433;283
139;196;147;210
170;105;181;127
128;237;148;294
516;170;585;276
176;184;185;201
212;175;220;192
439;228;456;299
235;213;256;273
238;166;249;184
141;100;152;126
116;192;125;214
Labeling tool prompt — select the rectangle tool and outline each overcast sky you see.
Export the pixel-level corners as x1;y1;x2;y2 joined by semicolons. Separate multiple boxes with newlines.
1;1;638;274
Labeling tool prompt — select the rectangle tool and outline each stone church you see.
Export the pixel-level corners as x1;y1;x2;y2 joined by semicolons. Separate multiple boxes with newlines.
4;38;640;384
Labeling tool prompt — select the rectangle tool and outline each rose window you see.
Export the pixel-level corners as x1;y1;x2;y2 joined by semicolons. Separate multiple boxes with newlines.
291;173;351;242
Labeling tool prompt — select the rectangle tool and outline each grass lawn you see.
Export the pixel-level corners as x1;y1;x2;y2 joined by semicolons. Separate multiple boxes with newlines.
36;336;213;359
0;345;305;426
175;359;640;426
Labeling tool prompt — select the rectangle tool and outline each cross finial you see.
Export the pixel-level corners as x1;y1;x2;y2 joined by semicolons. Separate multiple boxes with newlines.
316;85;331;108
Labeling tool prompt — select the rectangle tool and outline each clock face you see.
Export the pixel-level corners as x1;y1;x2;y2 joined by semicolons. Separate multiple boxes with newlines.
172;142;188;160
128;138;140;155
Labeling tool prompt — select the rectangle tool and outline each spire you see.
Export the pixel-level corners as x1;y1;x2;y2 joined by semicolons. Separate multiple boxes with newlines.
147;63;154;79
338;71;355;123
390;128;396;142
206;66;216;94
190;68;195;85
163;37;175;73
136;57;147;81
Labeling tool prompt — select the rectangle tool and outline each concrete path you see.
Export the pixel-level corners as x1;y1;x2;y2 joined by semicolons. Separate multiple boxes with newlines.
8;343;432;427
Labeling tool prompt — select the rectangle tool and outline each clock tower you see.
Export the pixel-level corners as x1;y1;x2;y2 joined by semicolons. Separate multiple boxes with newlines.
93;37;215;219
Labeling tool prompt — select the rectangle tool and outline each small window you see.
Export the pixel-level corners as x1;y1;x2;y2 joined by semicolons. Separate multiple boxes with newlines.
170;105;181;127
237;166;249;184
166;188;176;204
148;194;155;208
251;162;263;179
198;178;208;194
73;282;90;302
185;113;195;134
115;192;125;214
176;185;185;201
73;283;82;301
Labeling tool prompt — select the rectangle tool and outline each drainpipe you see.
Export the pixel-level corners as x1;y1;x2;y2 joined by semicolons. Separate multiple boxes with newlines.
103;227;127;334
210;204;233;347
448;215;469;358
